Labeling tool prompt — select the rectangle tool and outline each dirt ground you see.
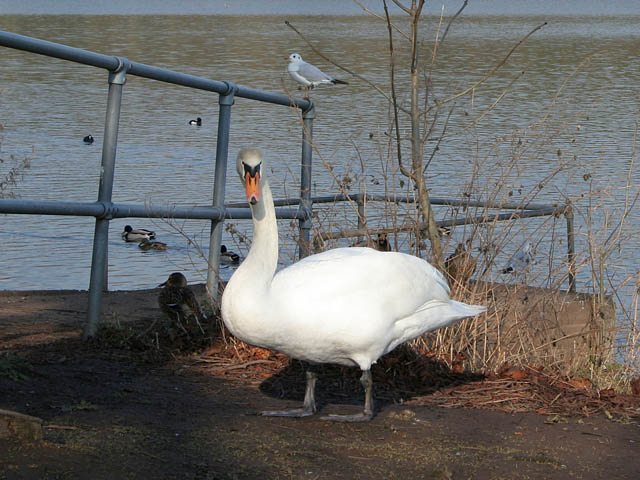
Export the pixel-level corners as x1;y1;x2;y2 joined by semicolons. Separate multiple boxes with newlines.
1;287;639;480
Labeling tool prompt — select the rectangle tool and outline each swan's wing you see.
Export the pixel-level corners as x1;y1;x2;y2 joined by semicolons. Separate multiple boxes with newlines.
271;247;450;318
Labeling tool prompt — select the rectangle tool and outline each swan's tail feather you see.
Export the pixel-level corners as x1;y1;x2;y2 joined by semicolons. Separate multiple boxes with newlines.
448;300;487;318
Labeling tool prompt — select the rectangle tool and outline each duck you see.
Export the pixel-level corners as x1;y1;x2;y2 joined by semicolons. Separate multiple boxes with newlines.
501;241;534;274
83;135;94;144
121;225;156;242
221;148;486;422
374;233;391;252
445;242;477;287
189;117;202;126
220;245;240;265
158;272;207;332
138;238;167;251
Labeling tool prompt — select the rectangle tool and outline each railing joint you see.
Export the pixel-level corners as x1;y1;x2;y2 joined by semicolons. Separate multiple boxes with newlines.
108;57;130;85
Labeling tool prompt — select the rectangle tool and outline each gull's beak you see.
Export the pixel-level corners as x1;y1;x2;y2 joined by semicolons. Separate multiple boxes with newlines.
245;170;260;205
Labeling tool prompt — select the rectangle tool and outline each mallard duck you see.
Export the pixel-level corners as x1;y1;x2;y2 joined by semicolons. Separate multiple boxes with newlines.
83;135;94;144
189;117;202;126
158;272;207;332
445;242;477;287
221;148;486;422
374;233;391;252
220;245;240;265
501;241;534;274
121;225;156;242
138;238;167;251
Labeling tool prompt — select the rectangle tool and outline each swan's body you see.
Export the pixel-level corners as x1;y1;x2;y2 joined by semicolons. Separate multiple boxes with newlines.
221;148;486;421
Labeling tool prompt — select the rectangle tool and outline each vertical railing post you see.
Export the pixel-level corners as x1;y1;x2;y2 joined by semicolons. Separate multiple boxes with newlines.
298;103;315;260
84;58;129;338
206;83;236;301
356;194;366;245
565;204;576;293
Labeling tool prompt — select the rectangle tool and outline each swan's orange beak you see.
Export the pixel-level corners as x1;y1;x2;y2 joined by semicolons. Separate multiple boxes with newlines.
245;171;260;205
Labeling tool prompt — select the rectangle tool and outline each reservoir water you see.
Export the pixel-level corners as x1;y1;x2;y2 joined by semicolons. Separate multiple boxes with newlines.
1;2;639;324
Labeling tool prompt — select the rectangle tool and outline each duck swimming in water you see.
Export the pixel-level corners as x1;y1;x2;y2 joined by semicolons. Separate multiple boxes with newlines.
83;135;94;144
189;117;202;126
121;225;156;242
138;238;167;251
220;245;240;265
221;148;486;422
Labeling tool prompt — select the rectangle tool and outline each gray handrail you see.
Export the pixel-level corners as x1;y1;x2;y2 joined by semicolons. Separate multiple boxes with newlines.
0;29;315;337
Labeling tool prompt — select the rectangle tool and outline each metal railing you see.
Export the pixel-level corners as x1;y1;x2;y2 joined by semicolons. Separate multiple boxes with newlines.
232;193;577;293
0;30;315;337
0;29;578;339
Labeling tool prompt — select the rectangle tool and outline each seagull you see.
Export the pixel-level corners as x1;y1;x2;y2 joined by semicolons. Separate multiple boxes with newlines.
287;53;348;97
501;241;534;274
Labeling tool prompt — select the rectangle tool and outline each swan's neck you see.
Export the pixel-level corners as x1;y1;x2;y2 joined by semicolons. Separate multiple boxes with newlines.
232;176;279;289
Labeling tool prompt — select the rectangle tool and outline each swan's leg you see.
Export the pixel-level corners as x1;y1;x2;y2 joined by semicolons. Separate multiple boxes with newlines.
260;368;317;417
321;369;374;422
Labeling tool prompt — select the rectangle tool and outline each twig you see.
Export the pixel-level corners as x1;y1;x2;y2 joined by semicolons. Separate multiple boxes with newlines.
439;0;469;45
431;21;547;111
209;359;275;372
45;424;80;431
353;0;410;40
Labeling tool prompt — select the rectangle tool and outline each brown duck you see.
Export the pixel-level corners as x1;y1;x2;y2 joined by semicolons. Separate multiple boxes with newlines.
158;272;207;332
445;242;477;288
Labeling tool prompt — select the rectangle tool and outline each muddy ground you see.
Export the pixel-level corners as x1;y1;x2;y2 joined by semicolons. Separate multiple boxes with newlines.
1;287;639;480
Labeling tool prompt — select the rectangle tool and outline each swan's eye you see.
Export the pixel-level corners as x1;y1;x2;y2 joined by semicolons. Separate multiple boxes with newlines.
243;162;261;178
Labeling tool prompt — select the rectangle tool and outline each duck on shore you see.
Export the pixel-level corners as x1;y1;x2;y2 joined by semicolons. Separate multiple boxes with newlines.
158;272;207;333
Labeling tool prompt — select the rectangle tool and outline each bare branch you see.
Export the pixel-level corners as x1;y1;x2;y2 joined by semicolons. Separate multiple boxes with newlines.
443;70;527;139
391;0;412;15
440;0;469;45
383;0;413;179
352;0;410;41
431;21;547;111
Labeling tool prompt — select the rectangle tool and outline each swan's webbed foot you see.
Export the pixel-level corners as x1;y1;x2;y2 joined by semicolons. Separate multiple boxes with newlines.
260;368;317;418
322;369;375;422
320;411;373;422
260;406;315;418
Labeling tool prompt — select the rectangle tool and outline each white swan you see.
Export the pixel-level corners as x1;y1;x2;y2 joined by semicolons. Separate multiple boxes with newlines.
221;148;486;422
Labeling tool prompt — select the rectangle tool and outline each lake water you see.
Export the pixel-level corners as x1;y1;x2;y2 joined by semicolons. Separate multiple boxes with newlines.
1;1;639;321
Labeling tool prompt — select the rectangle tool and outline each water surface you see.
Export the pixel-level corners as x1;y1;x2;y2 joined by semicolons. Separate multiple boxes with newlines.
1;10;639;302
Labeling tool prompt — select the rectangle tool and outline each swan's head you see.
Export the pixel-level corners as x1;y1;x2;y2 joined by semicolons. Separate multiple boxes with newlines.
288;53;303;63
237;148;264;205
